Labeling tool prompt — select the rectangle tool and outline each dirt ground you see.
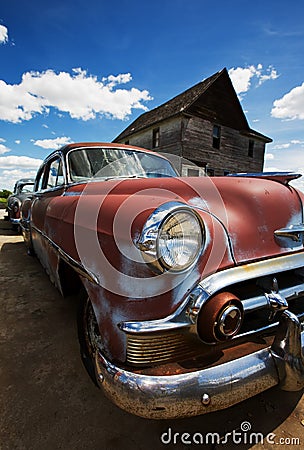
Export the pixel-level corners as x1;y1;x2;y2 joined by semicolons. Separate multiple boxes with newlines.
1;209;304;450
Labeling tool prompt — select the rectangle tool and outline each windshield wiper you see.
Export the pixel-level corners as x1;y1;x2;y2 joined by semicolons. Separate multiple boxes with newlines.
103;174;148;181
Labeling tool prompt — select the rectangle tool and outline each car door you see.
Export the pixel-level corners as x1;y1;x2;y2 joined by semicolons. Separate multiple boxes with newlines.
31;154;66;280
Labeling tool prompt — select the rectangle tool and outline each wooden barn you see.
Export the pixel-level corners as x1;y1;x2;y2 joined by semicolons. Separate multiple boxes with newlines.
113;68;272;176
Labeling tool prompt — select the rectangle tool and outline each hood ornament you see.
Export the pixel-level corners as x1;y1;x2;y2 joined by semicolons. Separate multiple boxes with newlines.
265;277;288;321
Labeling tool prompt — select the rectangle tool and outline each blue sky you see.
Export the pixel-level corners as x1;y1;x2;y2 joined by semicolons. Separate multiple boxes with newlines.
0;0;304;191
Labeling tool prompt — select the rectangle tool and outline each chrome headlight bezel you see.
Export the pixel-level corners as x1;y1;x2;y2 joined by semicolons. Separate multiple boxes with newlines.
137;202;204;273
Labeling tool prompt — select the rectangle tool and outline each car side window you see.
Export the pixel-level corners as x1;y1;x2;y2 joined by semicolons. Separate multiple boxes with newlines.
35;167;46;192
45;158;64;189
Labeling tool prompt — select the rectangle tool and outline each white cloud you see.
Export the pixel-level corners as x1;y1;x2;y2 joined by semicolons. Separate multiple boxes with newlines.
271;140;304;150
272;83;304;120
258;67;279;85
291;140;304;145
2;169;37;179
0;68;152;123
0;169;38;191
0;155;43;169
15;140;21;144
265;153;274;160
0;153;43;190
0;144;10;155
228;66;257;94
0;138;6;143
33;136;72;149
0;25;8;44
102;73;132;88
228;64;278;95
272;143;291;149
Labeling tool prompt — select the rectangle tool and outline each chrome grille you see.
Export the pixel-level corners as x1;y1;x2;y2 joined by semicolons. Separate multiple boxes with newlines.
126;331;201;366
232;269;304;339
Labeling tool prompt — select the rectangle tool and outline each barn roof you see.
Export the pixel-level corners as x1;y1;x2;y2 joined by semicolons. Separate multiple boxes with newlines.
114;68;272;143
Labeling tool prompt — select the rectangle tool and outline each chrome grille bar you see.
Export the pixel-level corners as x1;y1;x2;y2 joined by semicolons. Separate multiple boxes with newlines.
126;332;200;365
242;282;304;313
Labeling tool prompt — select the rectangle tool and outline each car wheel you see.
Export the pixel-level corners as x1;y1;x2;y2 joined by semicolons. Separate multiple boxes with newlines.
77;295;102;387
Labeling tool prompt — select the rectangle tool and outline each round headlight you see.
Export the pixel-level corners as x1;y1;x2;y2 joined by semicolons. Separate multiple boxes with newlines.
157;210;203;271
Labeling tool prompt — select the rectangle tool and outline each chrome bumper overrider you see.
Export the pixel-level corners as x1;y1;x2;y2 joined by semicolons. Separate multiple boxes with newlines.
95;310;304;419
10;218;20;225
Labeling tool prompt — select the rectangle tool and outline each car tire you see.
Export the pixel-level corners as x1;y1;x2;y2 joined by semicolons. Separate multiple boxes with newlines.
77;295;101;388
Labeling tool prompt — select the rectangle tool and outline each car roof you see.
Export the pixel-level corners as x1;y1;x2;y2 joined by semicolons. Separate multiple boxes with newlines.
15;178;35;185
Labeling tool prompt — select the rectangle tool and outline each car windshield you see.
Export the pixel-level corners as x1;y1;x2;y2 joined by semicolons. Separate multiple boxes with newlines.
68;147;177;182
19;184;34;193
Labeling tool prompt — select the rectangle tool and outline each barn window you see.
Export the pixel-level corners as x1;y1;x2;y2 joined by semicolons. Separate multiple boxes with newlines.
248;139;254;157
181;164;205;177
212;125;221;149
152;127;160;148
206;167;215;177
187;168;200;177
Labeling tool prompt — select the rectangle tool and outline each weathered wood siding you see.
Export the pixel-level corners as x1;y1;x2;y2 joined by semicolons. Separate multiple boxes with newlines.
116;117;184;173
182;116;265;175
116;114;265;176
118;117;183;156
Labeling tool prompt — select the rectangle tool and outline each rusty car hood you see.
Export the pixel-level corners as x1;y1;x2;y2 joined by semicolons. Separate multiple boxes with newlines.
194;176;304;263
63;175;304;266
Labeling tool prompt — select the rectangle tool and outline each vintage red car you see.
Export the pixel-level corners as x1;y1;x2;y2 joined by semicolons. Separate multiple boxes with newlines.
21;142;304;419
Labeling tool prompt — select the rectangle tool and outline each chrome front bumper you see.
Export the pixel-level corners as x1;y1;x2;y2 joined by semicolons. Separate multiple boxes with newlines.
95;310;304;419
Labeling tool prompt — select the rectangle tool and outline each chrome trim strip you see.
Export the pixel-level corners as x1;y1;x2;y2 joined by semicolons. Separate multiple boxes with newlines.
96;311;304;419
232;311;304;341
199;252;304;296
120;252;304;334
31;225;99;284
63;190;82;196
119;289;197;333
227;172;302;185
242;282;304;313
